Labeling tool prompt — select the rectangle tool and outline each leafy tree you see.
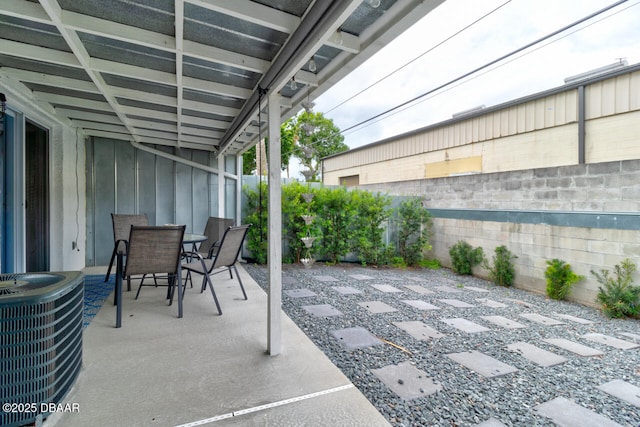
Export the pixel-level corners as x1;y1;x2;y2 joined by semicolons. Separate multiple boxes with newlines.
241;125;295;175
287;111;348;181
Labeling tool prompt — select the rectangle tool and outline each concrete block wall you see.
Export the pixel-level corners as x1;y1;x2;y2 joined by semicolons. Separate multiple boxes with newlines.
360;159;640;308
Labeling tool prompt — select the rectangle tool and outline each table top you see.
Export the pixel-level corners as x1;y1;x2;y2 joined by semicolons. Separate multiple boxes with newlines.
183;233;207;244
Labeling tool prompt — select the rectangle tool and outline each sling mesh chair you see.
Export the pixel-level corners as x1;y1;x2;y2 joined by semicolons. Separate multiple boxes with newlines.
181;224;251;315
122;225;186;313
105;213;149;284
197;217;234;259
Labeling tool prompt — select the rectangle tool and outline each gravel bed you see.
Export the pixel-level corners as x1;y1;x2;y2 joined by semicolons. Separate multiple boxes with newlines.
243;262;640;427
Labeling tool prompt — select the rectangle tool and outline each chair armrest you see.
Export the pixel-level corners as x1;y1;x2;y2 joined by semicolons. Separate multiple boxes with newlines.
115;239;129;254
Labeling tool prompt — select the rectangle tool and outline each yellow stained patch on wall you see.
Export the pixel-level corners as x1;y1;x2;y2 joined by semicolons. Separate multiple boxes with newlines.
425;156;482;178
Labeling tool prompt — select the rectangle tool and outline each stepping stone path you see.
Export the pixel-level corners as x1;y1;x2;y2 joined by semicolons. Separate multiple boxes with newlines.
403;284;435;295
534;396;623;427
371;361;442;400
284;289;316;298
358;301;398;314
393;321;445;340
276;271;638;426
446;350;518;378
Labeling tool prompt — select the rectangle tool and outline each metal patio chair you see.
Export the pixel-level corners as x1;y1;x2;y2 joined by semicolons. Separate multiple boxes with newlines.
181;224;251;315
197;217;234;259
127;225;186;301
104;213;149;283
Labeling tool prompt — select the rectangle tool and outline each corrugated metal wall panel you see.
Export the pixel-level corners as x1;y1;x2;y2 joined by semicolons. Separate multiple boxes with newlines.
86;137;232;266
601;78;616;116
631;72;640;110
155;149;175;226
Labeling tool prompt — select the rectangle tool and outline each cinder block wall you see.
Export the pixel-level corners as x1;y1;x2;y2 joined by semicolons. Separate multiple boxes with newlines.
359;159;640;307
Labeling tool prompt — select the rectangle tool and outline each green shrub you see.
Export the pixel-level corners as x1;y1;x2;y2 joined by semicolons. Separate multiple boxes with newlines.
419;258;441;269
242;182;269;264
592;259;640;318
486;245;516;287
397;198;432;266
349;190;392;266
449;241;484;275
313;186;354;264
545;259;584;300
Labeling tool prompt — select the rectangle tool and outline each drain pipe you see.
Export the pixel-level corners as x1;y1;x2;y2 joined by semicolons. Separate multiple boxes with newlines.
130;140;236;178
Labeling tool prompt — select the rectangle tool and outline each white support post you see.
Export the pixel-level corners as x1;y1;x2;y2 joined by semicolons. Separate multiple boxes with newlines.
267;91;282;355
217;154;225;217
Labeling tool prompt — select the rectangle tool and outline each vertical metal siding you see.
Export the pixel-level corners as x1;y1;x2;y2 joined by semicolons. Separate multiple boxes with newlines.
86;137;232;266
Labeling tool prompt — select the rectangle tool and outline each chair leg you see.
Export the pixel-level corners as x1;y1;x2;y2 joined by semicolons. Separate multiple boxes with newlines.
104;247;117;282
134;275;148;299
232;265;248;300
206;275;222;315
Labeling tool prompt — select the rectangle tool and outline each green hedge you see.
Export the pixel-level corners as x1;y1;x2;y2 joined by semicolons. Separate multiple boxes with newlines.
242;182;432;267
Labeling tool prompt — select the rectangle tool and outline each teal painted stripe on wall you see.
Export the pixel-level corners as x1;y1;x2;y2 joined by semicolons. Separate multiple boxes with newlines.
426;209;640;231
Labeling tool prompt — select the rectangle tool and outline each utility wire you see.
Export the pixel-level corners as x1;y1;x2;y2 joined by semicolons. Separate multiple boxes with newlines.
326;0;513;114
341;0;640;137
340;0;629;135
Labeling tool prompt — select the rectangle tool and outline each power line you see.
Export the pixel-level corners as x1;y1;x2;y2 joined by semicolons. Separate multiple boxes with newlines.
340;0;629;135
325;0;513;114
341;0;640;137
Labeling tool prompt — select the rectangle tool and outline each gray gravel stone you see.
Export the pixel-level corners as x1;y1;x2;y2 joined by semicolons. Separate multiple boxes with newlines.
245;263;640;427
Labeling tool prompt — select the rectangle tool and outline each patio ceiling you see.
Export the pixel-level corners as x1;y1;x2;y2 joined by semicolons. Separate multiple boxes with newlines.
0;0;444;156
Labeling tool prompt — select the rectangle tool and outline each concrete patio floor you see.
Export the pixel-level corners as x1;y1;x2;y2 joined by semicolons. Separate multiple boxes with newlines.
46;265;389;427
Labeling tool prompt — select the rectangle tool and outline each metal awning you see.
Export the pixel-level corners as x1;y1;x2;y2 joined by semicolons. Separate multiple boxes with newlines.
0;0;444;156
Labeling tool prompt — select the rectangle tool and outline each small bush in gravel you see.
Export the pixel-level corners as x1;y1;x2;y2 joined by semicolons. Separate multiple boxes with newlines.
592;258;640;318
486;245;516;287
545;259;584;300
449;241;484;275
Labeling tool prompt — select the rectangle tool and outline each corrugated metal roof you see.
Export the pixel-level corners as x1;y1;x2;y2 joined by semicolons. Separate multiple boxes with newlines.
0;0;445;155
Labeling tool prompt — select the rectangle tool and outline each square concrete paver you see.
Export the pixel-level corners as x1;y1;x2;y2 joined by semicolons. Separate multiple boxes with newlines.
481;315;527;329
619;332;640;342
404;284;435;295
313;275;339;282
477;418;508;427
534;396;622;427
582;333;639;350
382;275;405;281
331;286;363;295
463;286;490;293
441;318;490;334
407;276;427;282
597;379;640;408
282;275;297;285
370;284;402;293
349;274;374;280
284;289;317;298
438;299;475;308
402;300;440;311
507;341;567;367
434;285;463;293
543;338;604;356
393;321;445;340
330;327;383;350
371;361;442;400
302;304;343;317
358;301;398;314
554;313;594;324
476;298;508;308
519;313;564;325
447;350;518;378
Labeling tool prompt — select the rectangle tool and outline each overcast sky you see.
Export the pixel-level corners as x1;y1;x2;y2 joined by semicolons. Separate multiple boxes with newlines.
289;0;640;179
